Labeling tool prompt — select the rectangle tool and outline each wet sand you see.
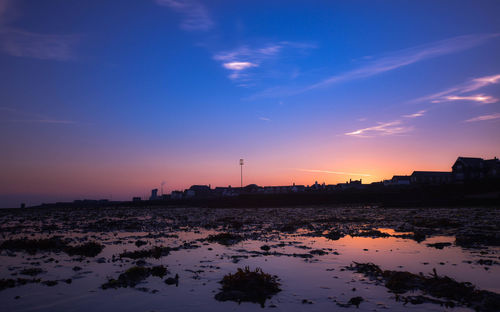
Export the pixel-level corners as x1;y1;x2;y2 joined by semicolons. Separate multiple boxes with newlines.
0;206;498;311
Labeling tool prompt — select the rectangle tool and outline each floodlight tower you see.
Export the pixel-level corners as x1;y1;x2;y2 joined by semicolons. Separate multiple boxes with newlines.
240;158;244;188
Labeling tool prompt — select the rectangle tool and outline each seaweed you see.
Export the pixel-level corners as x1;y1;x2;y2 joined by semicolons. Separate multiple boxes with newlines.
151;265;168;278
119;246;171;259
0;278;41;291
20;268;44;276
214;267;281;307
260;245;271;251
309;249;328;256
0;238;104;257
206;233;244;246
65;242;105;257
324;230;344;240
353;230;390;238
101;265;168;289
347;262;500;311
426;242;452;249
165;274;179;286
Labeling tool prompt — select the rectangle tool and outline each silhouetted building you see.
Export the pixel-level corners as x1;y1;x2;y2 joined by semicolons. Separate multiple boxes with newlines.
171;191;183;200
243;184;261;193
214;186;239;197
132;197;141;202
311;181;326;191
150;189;158;200
337;179;364;190
390;175;411;185
411;171;452;184
186;185;211;197
291;183;306;192
485;157;500;178
452;157;485;181
452;156;500;181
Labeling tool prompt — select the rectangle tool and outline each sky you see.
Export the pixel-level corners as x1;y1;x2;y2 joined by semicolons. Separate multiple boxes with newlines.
0;0;499;207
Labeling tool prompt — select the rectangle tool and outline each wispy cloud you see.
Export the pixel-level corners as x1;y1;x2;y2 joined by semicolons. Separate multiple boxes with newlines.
297;168;371;177
414;74;500;104
0;0;9;22
9;119;78;124
402;110;426;118
214;42;315;63
442;94;498;104
1;106;80;125
258;116;271;122
0;29;78;60
345;120;413;138
155;0;213;31
0;1;79;60
250;34;499;99
223;61;257;71
214;41;316;83
308;33;499;90
465;112;500;122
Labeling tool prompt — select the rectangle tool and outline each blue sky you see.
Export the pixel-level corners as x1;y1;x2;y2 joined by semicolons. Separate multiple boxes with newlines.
0;0;500;207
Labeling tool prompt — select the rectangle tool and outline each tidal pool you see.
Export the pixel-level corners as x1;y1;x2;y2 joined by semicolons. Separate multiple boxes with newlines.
0;206;498;311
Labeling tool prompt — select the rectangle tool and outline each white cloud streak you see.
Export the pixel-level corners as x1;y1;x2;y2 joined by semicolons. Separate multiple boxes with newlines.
155;0;213;31
214;41;316;83
297;168;371;177
258;117;271;121
414;74;500;104
465;113;500;122
223;61;257;71
402;110;426;118
309;34;499;90
250;34;499;99
443;94;498;104
345;120;413;138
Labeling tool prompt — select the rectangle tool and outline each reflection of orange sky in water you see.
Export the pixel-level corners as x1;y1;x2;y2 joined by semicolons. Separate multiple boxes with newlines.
294;234;500;292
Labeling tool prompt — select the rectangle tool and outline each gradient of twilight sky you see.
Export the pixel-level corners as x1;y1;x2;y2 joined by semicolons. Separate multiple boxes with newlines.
1;0;500;207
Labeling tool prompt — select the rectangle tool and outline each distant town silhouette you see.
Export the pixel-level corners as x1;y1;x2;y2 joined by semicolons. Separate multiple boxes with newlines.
28;156;500;209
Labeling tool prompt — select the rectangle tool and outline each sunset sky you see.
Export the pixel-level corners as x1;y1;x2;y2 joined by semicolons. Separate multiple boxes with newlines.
1;0;500;207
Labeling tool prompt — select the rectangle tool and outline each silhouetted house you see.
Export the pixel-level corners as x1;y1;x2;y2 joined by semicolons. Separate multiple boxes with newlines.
337;179;364;190
452;156;500;181
186;185;211;198
243;184;261;193
310;181;326;191
132;197;141;202
263;186;289;193
291;183;306;192
410;171;452;184
485;157;500;178
171;191;183;200
214;186;239;197
390;175;411;185
452;157;485;181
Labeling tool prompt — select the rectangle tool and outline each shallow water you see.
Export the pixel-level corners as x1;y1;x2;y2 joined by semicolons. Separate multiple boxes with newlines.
0;207;498;311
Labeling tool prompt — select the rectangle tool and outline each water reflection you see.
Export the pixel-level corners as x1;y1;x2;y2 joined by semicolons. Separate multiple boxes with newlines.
0;207;498;312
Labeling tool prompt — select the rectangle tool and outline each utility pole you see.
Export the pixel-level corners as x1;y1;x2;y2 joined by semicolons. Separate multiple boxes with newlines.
240;159;244;188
